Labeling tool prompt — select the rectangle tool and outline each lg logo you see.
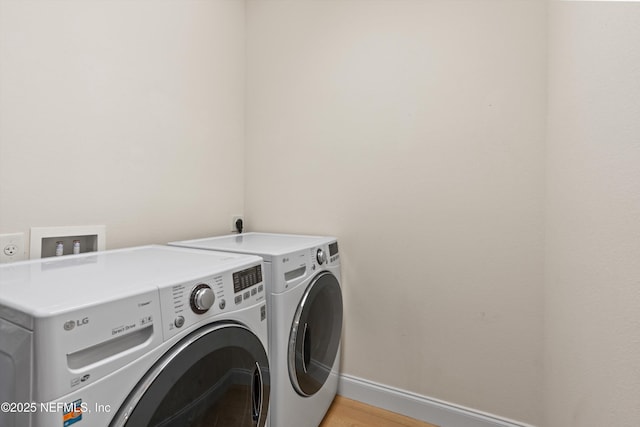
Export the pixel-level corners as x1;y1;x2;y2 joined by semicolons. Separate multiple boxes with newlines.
63;317;89;331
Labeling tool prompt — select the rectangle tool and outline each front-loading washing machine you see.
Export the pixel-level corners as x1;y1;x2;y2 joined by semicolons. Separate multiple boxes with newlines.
169;233;343;427
0;245;270;427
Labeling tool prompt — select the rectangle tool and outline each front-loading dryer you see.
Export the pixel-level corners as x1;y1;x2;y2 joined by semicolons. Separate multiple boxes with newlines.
0;245;269;427
169;233;343;427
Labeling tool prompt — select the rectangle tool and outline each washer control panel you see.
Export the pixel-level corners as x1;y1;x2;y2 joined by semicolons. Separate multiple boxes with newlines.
232;264;263;306
159;261;265;340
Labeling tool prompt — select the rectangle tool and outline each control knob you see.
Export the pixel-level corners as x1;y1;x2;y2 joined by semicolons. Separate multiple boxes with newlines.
316;248;327;265
190;284;215;314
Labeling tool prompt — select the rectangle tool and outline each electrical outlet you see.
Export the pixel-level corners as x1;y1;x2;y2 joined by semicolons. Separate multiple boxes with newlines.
231;215;244;233
0;232;26;264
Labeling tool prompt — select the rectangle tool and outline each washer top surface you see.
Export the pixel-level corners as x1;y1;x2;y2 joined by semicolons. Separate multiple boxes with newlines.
0;245;260;317
170;232;336;258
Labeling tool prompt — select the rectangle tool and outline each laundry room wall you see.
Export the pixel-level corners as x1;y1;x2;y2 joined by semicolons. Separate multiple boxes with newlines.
0;0;245;250
244;0;546;425
545;2;640;426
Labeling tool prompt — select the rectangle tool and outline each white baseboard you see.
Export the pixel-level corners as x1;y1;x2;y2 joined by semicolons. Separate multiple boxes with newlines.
337;374;536;427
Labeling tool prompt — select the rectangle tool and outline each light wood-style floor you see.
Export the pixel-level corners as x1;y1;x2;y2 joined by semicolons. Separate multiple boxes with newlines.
319;396;439;427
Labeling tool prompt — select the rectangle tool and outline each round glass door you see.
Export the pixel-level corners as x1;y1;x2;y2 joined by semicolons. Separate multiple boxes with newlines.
288;271;343;397
110;323;270;427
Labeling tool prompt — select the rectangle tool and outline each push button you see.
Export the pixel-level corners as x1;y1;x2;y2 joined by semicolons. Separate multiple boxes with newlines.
174;316;185;328
235;295;242;305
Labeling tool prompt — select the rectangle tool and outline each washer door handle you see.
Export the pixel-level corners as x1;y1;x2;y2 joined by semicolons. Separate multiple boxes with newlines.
251;362;263;424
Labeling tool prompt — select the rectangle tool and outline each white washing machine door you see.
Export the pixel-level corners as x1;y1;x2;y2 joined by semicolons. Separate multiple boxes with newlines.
110;323;269;427
288;271;343;397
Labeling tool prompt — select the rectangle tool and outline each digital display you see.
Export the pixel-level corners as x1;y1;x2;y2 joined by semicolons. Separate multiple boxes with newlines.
329;242;339;256
233;265;262;294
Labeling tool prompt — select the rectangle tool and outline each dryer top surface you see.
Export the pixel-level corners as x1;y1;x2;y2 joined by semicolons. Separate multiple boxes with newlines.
170;232;336;259
0;245;261;317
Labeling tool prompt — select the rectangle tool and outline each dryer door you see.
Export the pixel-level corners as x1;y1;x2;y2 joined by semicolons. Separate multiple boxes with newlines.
288;271;343;397
110;323;269;427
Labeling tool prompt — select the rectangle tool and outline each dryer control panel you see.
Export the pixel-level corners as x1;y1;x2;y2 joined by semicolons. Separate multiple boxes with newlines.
159;261;265;340
271;240;340;294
